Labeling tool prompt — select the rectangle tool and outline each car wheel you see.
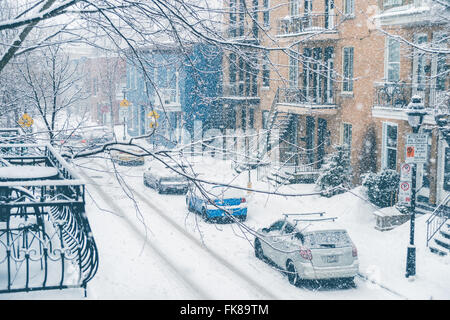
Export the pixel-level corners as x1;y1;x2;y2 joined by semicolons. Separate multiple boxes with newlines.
254;239;265;260
239;215;247;222
187;198;193;212
201;208;209;222
286;260;299;286
157;184;164;194
342;277;356;288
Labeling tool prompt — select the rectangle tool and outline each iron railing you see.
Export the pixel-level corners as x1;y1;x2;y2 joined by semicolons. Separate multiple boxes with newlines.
222;83;259;99
373;81;449;110
224;24;260;41
277;13;338;36
278;87;337;107
426;195;450;247
0;143;98;295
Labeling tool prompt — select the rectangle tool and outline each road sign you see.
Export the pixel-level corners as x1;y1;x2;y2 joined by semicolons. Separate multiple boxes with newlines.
400;163;412;181
398;180;412;207
120;99;130;107
147;110;159;119
119;107;128;119
405;134;428;164
18;113;34;127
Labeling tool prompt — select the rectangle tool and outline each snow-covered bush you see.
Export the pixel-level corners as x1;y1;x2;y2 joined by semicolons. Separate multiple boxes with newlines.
315;144;352;197
362;169;400;208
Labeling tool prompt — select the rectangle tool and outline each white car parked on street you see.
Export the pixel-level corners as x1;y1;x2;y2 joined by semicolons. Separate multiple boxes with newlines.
254;215;359;287
143;160;189;194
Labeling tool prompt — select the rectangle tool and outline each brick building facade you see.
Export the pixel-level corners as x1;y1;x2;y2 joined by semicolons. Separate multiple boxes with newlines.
221;0;449;208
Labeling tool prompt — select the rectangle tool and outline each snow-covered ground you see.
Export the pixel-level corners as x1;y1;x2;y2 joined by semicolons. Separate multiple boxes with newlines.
1;148;449;300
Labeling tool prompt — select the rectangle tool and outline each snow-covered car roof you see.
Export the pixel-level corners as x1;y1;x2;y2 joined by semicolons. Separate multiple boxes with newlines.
282;214;344;233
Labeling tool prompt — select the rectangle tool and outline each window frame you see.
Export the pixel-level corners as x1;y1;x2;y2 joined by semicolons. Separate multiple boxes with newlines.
382;122;398;170
344;0;355;17
342;47;354;93
385;37;401;83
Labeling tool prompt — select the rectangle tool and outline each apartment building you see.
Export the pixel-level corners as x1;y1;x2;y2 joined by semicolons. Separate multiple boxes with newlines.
222;0;449;208
84;56;126;127
125;43;222;146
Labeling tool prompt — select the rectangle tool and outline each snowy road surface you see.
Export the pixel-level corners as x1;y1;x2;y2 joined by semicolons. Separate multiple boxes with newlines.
74;158;401;300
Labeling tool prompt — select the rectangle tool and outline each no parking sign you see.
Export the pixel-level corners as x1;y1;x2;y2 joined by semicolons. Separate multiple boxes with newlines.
398;180;412;207
400;163;412;181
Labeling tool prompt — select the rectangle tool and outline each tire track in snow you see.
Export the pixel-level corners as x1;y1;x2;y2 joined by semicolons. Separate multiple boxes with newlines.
79;169;211;300
85;162;279;299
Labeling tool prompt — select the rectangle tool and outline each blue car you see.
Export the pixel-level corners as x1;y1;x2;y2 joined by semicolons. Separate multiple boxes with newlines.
186;185;247;222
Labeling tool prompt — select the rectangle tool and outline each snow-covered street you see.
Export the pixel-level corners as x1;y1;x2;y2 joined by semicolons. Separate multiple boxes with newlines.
4;152;448;300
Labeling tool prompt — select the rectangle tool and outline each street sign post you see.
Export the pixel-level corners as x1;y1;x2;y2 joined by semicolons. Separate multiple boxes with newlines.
400;163;412;181
120;99;130;141
148;110;159;129
405;134;428;164
398;180;412;207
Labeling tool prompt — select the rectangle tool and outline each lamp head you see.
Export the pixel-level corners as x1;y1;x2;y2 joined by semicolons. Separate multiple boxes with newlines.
406;95;427;132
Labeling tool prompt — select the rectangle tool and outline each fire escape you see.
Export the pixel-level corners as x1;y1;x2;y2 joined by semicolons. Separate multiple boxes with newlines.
0;135;98;295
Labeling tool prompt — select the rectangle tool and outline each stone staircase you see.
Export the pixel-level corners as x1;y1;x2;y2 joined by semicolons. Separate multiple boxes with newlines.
267;112;293;147
426;195;450;256
429;220;450;256
265;164;319;186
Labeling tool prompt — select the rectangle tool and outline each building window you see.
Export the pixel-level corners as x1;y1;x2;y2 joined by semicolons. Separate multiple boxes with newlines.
344;0;355;16
289;0;299;16
289;49;299;88
444;147;450;192
262;110;269;129
342;47;354;92
262;51;270;87
249;108;255;129
382;122;398;170
241;108;246;130
304;0;312;14
383;0;402;8
413;35;428;91
342;123;352;150
263;0;270;27
386;38;400;82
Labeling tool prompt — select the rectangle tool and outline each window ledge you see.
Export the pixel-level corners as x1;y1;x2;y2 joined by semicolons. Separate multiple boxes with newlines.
340;91;354;98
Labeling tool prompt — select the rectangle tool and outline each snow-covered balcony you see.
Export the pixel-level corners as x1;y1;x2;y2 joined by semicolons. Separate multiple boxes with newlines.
276;87;338;115
223;24;260;43
375;0;445;26
276;13;339;39
221;83;260;103
372;81;449;123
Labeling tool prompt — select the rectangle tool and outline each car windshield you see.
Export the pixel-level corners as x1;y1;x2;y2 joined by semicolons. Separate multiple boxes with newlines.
304;230;352;249
209;186;242;198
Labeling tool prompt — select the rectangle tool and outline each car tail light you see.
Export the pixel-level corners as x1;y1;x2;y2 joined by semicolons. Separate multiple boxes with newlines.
241;198;246;203
299;247;312;260
81;139;86;143
352;246;358;257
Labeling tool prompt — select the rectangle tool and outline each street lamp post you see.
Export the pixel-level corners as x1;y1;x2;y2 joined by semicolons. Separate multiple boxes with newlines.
405;95;427;279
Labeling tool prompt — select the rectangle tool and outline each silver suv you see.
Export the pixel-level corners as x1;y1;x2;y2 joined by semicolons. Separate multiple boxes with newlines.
254;215;359;286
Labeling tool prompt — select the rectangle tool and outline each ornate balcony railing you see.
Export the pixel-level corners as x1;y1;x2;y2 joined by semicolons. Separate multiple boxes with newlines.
277;13;338;36
224;24;260;41
222;83;259;100
373;81;449;110
278;87;337;107
0;143;98;295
